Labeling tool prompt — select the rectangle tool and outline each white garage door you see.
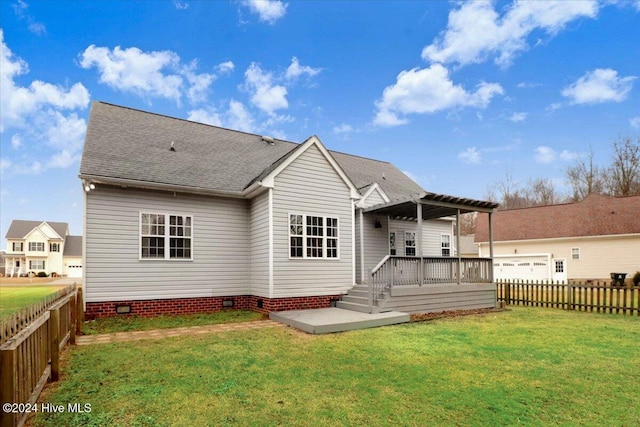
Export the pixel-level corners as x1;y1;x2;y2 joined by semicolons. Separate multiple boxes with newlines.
494;257;549;281
67;265;83;278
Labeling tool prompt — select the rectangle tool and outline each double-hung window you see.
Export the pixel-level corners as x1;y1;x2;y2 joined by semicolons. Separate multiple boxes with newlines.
289;214;339;259
29;260;45;270
441;234;451;257
29;242;44;252
405;232;416;256
571;247;580;260
50;243;60;252
141;213;192;260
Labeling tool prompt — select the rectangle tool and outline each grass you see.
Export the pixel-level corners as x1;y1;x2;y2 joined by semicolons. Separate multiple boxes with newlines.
34;306;640;426
0;285;67;320
82;310;265;335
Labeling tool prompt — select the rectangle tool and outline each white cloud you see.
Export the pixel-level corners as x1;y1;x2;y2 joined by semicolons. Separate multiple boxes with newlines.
0;30;89;174
173;1;189;9
226;99;255;133
216;61;235;74
559;150;580;161
534;146;557;164
13;0;46;35
242;0;288;24
422;1;598;68
79;45;215;104
631;116;640;129
187;107;223;127
373;64;503;127
244;62;288;115
561;68;636;105
11;134;22;149
285;57;321;81
458;146;481;164
333;124;353;135
509;112;527;122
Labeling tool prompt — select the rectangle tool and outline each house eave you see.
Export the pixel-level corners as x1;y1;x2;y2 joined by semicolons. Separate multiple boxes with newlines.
79;174;247;199
476;233;640;245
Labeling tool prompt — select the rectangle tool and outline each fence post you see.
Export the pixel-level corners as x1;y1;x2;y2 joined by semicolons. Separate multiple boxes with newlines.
0;347;17;427
49;308;60;382
566;282;573;310
76;286;84;336
69;290;77;345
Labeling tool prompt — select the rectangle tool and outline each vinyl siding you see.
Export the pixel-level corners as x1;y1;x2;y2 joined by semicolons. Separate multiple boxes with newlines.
85;186;250;303
272;144;354;297
249;190;270;297
358;214;388;283
389;218;453;257
361;188;386;208
479;235;640;280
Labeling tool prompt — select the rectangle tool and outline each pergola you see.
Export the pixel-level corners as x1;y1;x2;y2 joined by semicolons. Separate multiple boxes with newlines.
364;191;499;283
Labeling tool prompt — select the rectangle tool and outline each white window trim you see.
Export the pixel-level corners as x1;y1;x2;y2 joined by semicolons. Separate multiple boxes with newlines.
29;242;45;252
29;260;45;270
139;211;194;261
405;232;416;256
288;212;340;260
571;247;580;260
441;233;452;257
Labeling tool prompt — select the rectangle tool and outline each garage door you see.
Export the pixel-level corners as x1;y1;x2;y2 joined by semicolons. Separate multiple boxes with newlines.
67;265;83;278
494;257;549;281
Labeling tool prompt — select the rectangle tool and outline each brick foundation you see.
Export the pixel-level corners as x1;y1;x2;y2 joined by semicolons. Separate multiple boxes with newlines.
85;294;343;319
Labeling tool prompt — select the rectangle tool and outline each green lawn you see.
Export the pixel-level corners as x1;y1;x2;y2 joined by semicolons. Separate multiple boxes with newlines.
35;307;640;426
82;310;265;335
0;285;67;320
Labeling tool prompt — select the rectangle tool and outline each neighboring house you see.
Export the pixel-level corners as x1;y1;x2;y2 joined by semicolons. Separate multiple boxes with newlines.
80;102;498;318
0;251;5;276
4;220;83;278
458;234;479;258
475;194;640;282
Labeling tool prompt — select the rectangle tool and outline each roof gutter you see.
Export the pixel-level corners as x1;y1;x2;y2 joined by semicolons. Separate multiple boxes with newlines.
79;174;248;199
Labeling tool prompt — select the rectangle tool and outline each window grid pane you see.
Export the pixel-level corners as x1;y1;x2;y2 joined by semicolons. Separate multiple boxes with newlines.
405;232;416;256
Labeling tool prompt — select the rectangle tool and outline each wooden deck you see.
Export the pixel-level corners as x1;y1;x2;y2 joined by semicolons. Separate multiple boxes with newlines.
379;283;497;313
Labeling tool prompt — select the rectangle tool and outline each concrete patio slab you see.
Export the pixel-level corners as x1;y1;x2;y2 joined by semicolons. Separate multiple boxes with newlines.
269;307;410;334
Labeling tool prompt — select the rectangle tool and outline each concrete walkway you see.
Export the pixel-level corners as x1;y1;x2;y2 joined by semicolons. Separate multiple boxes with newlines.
77;320;284;345
270;307;410;334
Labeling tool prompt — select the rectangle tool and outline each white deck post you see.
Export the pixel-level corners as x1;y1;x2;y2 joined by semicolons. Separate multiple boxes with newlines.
456;209;461;285
417;201;423;285
489;212;494;283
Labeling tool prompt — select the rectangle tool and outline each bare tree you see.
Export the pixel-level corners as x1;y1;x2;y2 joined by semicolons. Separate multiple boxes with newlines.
524;177;559;206
565;147;606;201
458;212;477;235
609;136;640;196
486;172;560;209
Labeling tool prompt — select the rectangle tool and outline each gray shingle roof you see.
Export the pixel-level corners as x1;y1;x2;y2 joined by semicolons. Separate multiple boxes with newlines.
63;236;83;257
80;102;425;200
5;220;68;239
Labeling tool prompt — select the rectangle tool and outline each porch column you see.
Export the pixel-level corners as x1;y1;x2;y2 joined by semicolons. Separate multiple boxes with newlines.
488;212;494;282
416;202;423;286
456;209;461;285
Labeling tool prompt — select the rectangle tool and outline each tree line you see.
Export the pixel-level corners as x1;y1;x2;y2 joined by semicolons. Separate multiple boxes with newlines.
459;135;639;235
485;135;640;210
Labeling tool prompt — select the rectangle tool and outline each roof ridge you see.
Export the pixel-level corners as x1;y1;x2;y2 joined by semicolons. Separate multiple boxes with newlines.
95;101;298;143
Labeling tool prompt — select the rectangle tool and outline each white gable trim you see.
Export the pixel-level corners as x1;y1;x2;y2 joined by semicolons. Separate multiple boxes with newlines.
355;182;390;208
257;135;361;200
24;222;64;241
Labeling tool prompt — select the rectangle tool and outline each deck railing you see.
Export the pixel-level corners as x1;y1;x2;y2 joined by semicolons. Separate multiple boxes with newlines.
370;256;493;311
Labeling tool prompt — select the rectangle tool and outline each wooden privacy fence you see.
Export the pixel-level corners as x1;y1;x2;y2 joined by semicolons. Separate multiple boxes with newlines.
497;280;640;316
0;285;84;427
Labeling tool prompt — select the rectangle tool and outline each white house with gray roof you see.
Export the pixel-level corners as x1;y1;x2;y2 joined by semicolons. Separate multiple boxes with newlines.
79;102;498;318
4;220;83;278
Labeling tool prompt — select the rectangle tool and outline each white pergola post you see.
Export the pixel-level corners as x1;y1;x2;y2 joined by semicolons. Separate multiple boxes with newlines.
417;202;423;286
489;211;494;283
456;209;461;285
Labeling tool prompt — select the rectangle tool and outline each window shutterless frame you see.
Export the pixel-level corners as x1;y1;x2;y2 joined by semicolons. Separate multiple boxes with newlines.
139;211;193;260
288;213;339;260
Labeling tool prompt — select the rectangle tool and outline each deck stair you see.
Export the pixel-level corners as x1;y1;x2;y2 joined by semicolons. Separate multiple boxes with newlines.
336;284;390;314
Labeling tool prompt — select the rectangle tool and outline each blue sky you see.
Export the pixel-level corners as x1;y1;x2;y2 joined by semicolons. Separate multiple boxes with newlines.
1;0;639;239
